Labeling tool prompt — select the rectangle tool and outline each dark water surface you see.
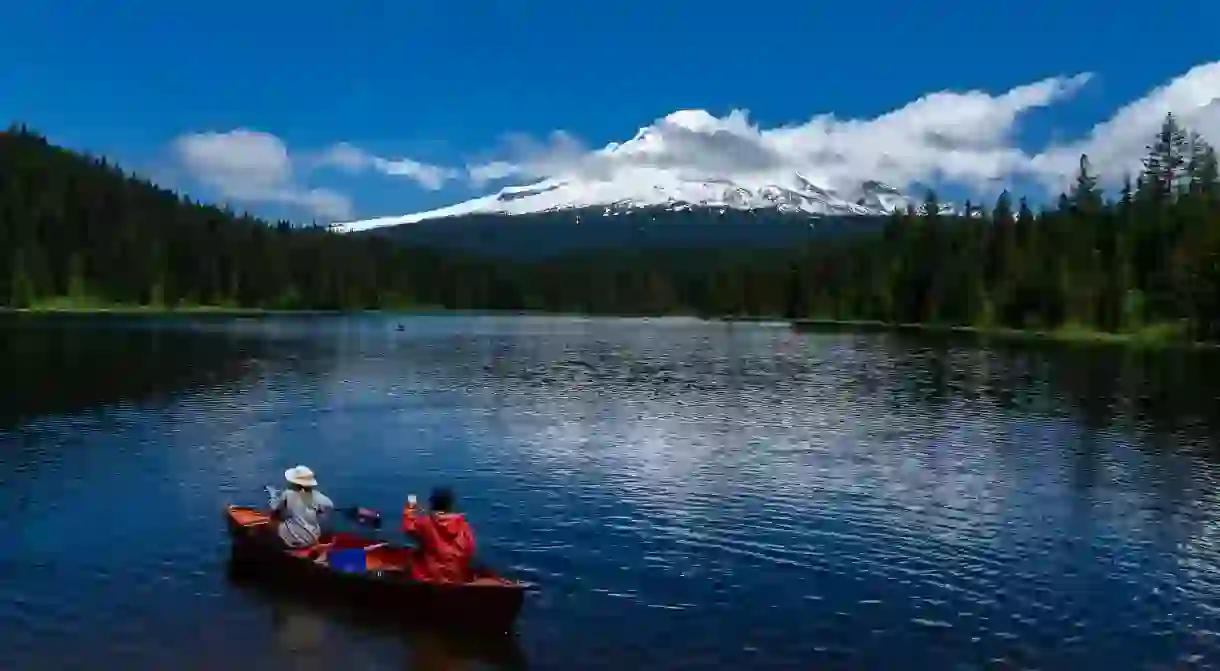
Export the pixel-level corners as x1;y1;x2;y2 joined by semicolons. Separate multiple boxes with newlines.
4;314;1220;670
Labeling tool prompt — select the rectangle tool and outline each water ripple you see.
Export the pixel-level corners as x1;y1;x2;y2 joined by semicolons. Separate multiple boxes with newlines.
4;315;1220;669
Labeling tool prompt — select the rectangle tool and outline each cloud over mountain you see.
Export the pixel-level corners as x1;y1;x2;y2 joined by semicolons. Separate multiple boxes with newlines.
466;74;1093;193
170;61;1220;221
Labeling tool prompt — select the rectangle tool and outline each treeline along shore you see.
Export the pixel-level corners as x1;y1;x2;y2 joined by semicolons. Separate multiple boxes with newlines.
2;116;1218;343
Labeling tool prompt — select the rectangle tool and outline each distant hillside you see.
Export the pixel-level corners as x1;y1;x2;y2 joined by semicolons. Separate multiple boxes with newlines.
354;206;890;259
6;116;1218;341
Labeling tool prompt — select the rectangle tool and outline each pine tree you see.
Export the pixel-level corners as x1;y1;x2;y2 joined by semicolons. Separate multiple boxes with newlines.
783;262;805;319
921;189;941;218
1070;153;1103;213
986;190;1015;287
67;251;87;301
8;116;1220;340
1118;175;1134;209
1187;133;1219;201
1057;193;1072;213
1140;113;1190;202
10;248;36;308
1016;197;1034;223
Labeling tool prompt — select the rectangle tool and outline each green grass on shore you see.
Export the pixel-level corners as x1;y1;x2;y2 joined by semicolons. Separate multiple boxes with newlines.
5;297;1214;350
784;317;1215;349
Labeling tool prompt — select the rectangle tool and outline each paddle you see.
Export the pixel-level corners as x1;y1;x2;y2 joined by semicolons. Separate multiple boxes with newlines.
339;506;384;528
265;485;384;528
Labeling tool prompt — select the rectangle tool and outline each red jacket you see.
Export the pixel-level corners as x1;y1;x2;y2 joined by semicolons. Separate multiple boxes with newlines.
401;509;476;583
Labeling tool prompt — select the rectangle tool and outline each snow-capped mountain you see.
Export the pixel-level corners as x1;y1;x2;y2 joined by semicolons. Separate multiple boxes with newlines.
335;110;935;232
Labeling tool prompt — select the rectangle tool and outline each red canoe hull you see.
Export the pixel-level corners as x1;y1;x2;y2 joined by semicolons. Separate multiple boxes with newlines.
224;505;526;633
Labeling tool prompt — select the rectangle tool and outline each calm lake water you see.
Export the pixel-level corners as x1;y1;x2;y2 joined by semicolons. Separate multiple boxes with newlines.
4;314;1220;670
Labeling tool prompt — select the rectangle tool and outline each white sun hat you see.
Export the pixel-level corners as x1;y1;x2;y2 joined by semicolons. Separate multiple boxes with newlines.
284;465;318;488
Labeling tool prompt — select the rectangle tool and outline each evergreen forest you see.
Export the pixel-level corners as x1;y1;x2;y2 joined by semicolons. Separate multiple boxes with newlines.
2;116;1218;341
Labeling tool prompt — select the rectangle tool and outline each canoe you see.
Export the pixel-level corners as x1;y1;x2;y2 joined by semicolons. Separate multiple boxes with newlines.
225;562;530;670
224;505;527;632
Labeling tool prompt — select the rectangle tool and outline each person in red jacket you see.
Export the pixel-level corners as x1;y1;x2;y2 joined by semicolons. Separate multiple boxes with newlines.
401;486;477;583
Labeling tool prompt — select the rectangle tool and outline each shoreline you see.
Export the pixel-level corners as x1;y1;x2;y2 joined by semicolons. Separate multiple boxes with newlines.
0;306;354;316
782;318;1218;349
4;304;1217;350
0;303;704;319
0;299;449;316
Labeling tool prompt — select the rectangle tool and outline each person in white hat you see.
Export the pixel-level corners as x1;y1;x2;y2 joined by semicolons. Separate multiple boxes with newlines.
267;465;335;550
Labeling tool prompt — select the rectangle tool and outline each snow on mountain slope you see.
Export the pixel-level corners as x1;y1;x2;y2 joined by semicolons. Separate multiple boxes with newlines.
335;110;933;232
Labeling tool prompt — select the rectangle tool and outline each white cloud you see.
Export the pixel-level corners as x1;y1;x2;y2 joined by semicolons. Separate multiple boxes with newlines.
314;142;459;191
177;60;1220;220
171;132;459;220
462;61;1220;198
311;142;370;173
174;129;293;193
466;160;519;188
376;158;458;191
1030;61;1220;188
172;130;352;220
462;74;1092;196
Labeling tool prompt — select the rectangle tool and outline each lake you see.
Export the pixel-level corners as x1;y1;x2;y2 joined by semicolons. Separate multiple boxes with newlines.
3;314;1220;670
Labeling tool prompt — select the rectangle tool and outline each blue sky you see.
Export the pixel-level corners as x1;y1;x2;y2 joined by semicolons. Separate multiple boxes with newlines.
3;0;1219;222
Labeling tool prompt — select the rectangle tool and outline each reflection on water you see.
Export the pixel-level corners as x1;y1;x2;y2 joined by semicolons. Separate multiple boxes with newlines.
229;563;527;671
0;314;273;427
3;314;1220;669
271;600;330;670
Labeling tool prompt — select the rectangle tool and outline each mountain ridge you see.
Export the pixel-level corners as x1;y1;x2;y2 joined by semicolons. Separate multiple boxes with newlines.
334;109;951;232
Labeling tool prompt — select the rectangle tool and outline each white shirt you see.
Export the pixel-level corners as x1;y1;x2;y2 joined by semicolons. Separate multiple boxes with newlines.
270;488;334;548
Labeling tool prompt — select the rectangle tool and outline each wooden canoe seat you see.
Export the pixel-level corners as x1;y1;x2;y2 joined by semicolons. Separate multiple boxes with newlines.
288;542;333;559
365;546;412;572
229;507;270;527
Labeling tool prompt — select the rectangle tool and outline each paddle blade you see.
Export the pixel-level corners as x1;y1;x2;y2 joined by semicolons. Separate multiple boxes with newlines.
339;506;383;528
